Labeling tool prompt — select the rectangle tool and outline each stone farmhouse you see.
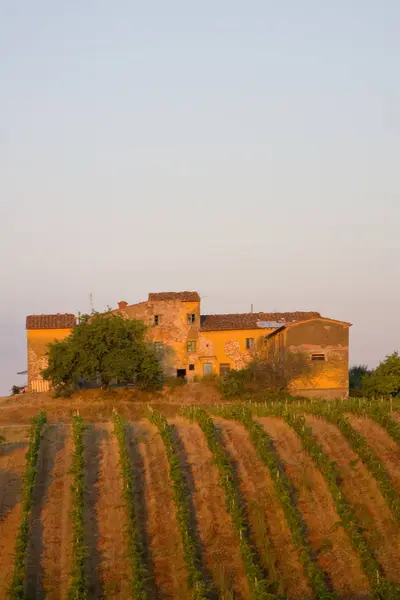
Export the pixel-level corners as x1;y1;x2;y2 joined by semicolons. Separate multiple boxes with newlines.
26;291;351;398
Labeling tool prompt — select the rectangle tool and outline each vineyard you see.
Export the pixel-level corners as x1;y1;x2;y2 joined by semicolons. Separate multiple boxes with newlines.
1;396;400;599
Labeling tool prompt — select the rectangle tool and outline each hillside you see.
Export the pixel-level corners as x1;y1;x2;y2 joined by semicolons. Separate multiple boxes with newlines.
1;393;400;599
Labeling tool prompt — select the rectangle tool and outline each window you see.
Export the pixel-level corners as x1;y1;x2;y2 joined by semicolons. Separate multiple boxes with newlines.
220;363;231;376
311;353;326;361
246;338;255;350
187;313;196;324
189;364;195;371
154;315;159;326
187;340;196;353
154;342;163;351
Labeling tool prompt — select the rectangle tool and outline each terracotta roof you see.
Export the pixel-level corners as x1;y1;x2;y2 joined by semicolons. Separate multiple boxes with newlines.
26;314;76;330
200;311;321;331
148;291;200;302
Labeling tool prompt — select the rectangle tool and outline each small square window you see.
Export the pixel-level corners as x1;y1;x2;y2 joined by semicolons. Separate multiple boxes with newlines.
246;338;255;350
187;313;196;325
154;315;159;326
311;353;325;361
189;364;195;371
220;363;231;376
187;340;196;353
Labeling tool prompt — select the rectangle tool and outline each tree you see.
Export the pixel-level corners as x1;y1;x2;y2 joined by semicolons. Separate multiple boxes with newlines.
349;365;371;396
361;352;400;397
220;343;311;398
42;312;163;396
247;345;311;392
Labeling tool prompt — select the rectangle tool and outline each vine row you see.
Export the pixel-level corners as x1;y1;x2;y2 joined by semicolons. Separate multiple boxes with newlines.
283;411;400;600
182;407;276;600
211;405;336;600
68;415;88;600
148;408;210;600
8;411;47;600
112;411;150;599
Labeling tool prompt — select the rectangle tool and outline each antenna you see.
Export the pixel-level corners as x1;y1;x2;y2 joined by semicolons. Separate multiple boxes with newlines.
251;303;253;314
89;293;94;313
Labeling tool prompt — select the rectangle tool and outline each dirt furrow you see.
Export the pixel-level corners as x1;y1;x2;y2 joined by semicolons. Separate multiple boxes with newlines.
305;414;400;583
172;417;251;600
94;423;131;599
0;441;28;596
259;416;370;598
215;417;311;599
347;414;400;491
25;424;73;599
129;419;190;600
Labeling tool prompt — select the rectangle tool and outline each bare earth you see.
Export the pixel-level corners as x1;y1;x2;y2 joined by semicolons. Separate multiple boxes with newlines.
0;432;28;596
215;417;311;599
259;416;371;598
172;417;251;600
129;420;190;600
347;414;400;491
26;424;73;599
306;414;400;583
1;394;400;600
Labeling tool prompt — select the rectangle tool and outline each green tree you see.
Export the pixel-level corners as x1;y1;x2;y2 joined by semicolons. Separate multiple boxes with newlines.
42;312;163;396
349;364;371;396
361;352;400;397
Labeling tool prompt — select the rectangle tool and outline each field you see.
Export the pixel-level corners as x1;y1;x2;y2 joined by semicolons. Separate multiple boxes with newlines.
1;389;400;599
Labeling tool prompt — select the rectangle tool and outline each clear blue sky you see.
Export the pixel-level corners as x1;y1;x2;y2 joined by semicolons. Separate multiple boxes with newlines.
1;1;399;395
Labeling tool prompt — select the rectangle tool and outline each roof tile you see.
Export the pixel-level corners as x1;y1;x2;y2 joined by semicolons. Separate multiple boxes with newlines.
148;291;200;302
200;311;321;331
26;314;76;330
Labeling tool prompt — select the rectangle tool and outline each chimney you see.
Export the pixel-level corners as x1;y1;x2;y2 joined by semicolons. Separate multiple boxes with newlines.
118;301;128;310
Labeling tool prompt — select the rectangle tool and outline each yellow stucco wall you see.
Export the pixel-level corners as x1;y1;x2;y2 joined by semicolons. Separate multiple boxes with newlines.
268;320;349;398
27;328;72;389
196;328;274;375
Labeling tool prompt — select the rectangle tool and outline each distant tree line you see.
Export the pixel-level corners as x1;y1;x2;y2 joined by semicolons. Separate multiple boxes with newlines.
349;351;400;397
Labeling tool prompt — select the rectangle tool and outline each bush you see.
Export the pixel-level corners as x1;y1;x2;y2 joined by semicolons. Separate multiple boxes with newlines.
42;312;163;396
219;369;250;397
220;348;311;399
361;352;400;398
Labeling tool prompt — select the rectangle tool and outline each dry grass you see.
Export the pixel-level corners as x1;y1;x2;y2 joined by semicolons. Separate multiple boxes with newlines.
306;414;400;584
259;416;371;598
0;384;223;426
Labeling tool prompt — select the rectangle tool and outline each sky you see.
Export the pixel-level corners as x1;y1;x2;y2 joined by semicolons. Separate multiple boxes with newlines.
1;1;399;395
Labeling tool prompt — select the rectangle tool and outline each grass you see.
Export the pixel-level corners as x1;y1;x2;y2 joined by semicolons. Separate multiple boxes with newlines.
8;411;47;600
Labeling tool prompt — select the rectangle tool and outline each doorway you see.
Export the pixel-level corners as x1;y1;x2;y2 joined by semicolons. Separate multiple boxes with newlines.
202;363;213;376
177;369;187;378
